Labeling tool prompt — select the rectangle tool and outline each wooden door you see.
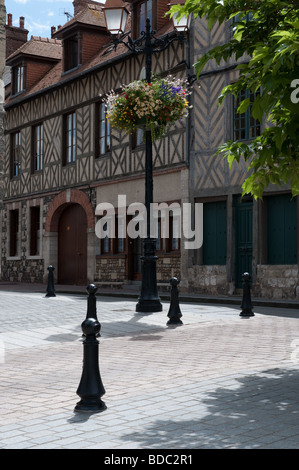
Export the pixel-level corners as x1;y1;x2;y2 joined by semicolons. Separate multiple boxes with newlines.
127;221;143;281
58;204;87;285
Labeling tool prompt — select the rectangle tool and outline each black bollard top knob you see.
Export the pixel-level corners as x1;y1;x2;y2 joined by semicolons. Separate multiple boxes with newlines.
81;318;101;337
170;277;180;287
242;272;251;282
87;283;98;295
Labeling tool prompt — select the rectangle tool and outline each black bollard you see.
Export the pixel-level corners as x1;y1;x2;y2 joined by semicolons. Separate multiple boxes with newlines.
167;277;183;325
86;284;98;321
85;284;100;337
74;311;106;413
45;265;56;297
240;272;254;317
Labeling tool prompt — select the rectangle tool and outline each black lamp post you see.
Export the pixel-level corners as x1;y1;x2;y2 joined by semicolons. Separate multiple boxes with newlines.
102;0;190;313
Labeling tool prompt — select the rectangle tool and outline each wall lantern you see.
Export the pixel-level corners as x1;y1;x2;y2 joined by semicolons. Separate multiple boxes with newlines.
168;0;191;32
102;0;129;35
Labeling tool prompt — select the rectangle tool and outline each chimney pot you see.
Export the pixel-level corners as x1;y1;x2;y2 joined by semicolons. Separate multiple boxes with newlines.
7;13;12;26
20;17;25;29
51;26;56;37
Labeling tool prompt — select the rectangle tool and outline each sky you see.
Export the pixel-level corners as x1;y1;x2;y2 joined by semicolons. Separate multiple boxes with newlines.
5;0;78;38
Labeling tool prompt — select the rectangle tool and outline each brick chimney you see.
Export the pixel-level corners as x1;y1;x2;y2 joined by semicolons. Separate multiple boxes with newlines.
6;14;28;58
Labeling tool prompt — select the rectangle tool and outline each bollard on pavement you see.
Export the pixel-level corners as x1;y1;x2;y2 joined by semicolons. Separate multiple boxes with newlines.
85;284;100;336
240;272;254;317
74;285;106;413
45;265;56;297
167;277;183;325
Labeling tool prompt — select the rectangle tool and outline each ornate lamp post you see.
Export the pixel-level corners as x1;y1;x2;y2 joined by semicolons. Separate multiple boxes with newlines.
102;0;190;313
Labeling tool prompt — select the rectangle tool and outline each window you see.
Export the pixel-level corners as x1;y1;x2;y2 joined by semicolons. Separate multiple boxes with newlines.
32;124;43;172
203;201;227;265
12;65;25;94
233;89;261;141
135;0;153;36
9;209;19;257
267;194;297;264
30;206;41;256
155;215;180;252
132;127;144;149
64;36;79;72
63;112;76;164
96;102;111;156
11;131;21;178
98;215;126;254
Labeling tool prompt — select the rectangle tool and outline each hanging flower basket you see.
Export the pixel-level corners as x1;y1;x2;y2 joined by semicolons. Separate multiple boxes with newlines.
104;76;192;141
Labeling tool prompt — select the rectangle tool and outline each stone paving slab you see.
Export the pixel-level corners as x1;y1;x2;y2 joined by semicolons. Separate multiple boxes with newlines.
0;290;299;450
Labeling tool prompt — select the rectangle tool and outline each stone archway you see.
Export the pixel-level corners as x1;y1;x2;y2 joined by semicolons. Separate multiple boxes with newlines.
44;189;95;284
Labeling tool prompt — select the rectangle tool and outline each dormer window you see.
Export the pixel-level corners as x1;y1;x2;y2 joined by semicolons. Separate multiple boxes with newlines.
135;0;153;37
64;35;79;72
12;65;25;95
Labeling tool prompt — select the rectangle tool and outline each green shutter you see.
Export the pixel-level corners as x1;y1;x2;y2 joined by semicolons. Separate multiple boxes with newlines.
203;201;227;265
267;195;297;264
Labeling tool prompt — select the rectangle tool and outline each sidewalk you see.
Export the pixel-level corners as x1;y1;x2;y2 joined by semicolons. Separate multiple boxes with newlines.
0;284;299;450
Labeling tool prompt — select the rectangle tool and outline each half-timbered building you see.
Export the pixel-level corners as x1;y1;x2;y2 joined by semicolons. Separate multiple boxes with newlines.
3;0;189;288
3;0;299;299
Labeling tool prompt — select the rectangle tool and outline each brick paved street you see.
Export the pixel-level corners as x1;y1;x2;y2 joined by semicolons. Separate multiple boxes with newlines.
0;287;299;450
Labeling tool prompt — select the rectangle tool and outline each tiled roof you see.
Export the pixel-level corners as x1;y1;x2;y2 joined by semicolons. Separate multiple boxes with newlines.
54;3;106;34
6;36;62;63
5;2;176;106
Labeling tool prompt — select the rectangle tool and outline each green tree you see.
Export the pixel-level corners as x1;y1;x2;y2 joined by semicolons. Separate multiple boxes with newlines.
170;0;299;198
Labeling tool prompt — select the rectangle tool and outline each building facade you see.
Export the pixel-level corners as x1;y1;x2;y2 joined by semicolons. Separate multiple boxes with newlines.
3;0;188;288
2;0;298;299
184;17;299;299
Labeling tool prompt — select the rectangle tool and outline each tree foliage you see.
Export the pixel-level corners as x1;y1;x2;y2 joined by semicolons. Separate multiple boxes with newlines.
170;0;299;198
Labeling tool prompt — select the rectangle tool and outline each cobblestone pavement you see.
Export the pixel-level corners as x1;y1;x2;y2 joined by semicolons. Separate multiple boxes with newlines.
0;287;299;450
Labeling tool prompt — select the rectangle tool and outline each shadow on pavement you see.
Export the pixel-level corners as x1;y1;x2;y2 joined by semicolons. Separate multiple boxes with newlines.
119;368;299;449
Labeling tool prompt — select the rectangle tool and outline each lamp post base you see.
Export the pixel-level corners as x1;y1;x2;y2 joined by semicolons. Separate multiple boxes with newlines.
135;238;163;313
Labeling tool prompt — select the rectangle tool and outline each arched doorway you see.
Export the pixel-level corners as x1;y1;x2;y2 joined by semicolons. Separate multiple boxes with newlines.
58;204;87;285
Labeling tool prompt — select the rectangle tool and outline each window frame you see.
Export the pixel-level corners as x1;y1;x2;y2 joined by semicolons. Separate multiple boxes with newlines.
96;101;111;157
32;123;44;172
63;112;77;165
63;35;79;73
12;64;25;95
134;0;155;38
10;131;21;178
233;89;261;142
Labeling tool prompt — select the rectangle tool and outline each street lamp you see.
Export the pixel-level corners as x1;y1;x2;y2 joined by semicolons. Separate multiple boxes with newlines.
102;0;190;313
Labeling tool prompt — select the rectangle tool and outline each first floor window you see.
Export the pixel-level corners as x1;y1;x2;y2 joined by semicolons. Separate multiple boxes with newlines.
96;102;110;156
233;89;261;141
11;131;21;177
32;123;43;172
64;112;76;164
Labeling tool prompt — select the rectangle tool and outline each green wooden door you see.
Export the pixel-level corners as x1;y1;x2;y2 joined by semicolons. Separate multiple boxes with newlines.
235;199;253;288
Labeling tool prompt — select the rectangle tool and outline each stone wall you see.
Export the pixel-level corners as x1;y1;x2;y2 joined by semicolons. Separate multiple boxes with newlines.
95;256;126;283
254;265;299;299
186;265;228;295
